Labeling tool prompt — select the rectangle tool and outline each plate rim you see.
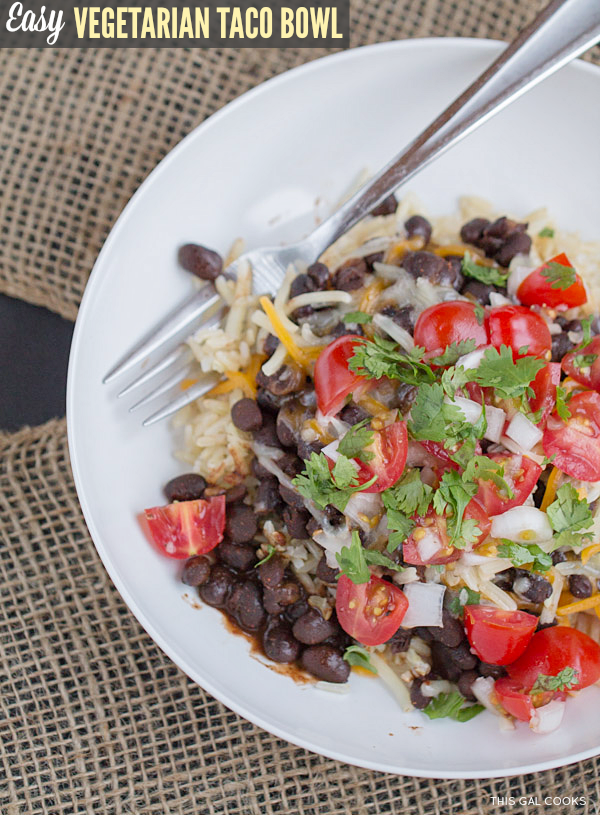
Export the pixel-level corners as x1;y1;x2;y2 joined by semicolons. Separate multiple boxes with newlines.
67;37;600;779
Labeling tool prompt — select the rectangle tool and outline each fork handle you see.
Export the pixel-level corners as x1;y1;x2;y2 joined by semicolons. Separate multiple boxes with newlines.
307;0;600;255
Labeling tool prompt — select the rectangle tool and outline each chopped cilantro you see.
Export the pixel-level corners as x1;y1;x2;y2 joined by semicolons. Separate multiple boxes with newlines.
577;316;594;351
383;506;416;553
429;339;477;366
448;587;481;616
343;311;373;324
531;667;579;694
337;420;375;463
292;452;376;513
335;530;403;584
538;227;555;238
497;540;552;572
343;645;378;674
423;691;484;722
540;260;577;290
463;455;514;498
572;353;598;370
546;484;593;550
383;469;433;518
474;303;486;326
348;336;436;385
555;386;572;421
433;470;480;547
255;544;276;567
470;345;545;400
461;252;509;287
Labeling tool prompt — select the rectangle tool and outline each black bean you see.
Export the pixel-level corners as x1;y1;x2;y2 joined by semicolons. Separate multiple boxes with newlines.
323;504;344;525
292;609;339;645
253;415;281;448
371;194;397;217
297;439;323;462
409;678;430;710
513;569;552;604
263;623;301;663
493;568;516;592
301;645;350;683
277;453;304;478
164;473;207;503
332;258;368;291
263;334;279;357
258;555;286;589
257;364;305;397
339;402;370;425
592;316;600;335
431;641;477;681
226;504;258;543
495;232;532;267
264;581;302;614
292;306;314;323
252;457;273;480
551;331;575;362
569;574;593;599
484;216;525;240
225;484;247;504
565;318;582;333
306;517;321;538
552;549;567;565
178;243;223;280
290;273;316;299
255;478;283;516
387;627;412;653
285;597;310;622
279;483;305;510
460;218;490;245
226;580;266;631
307;262;330;289
283;506;310;539
478;661;507;679
426;608;464;648
457;670;479;702
199;565;236;607
380;304;415;333
460;279;499;305
316;555;339;584
231;398;263;432
331;321;365;338
394;382;418;414
181;555;211;587
217;540;256;571
402;250;459;286
404;214;432;244
444;255;465;289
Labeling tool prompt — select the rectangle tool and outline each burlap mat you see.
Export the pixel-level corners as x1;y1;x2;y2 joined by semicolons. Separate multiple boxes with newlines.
2;2;600;812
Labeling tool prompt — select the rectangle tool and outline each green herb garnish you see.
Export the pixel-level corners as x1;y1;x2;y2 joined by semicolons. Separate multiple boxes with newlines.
343;644;378;674
448;588;481;617
531;667;579;694
255;544;276;567
343;311;373;325
336;530;404;584
338;419;375;463
538;227;555;238
423;691;484;722
546;484;593;550
461;252;508;287
292;452;376;513
497;540;552;572
540;260;577;290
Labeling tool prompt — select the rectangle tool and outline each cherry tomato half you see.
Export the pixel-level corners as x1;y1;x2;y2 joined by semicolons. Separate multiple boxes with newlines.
314;334;370;417
420;439;483;472
475;453;542;516
543;390;600;481
507;627;600;691
517;253;587;309
463;606;538;665
144;495;226;559
527;362;561;426
562;336;600;392
413;301;488;355
335;574;408;646
401;500;490;565
494;677;536;722
355;420;408;493
488;305;552;359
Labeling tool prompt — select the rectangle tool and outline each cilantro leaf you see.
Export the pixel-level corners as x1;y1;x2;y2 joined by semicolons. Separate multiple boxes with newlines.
433;470;479;547
531;667;579;694
471;345;545;400
407;383;478;451
497;540;552;572
474;303;486;326
572;353;598;370
429;339;477;367
538;227;555;238
363;549;405;573
255;544;276;566
343;645;378;674
440;365;473;399
423;691;484;722
540;260;577;290
382;469;433;518
292;452;376;513
555;386;572;421
338;420;375;463
577;316;594;351
384;508;416;553
348;336;436;385
336;530;371;583
463;455;514;498
546;484;593;550
461;252;509;287
447;587;481;617
343;311;373;325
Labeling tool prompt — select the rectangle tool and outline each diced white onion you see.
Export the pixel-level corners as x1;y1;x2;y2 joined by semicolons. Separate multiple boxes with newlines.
508;264;535;299
373;313;415;351
506;412;543;451
321;440;340;462
490;505;553;543
315;681;351;694
401;582;445;628
489;292;512;308
445;396;482;424
416;529;444;563
367;652;412;711
529;699;566;734
344;491;381;533
316;411;350;439
392;567;420;585
499;435;546;466
312;525;353;569
286;290;352;312
457;348;487;370
460;552;491;566
483;404;506;443
471;677;503;717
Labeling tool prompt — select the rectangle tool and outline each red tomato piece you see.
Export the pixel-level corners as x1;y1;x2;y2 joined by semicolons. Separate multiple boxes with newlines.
507;626;600;691
355;420;408;493
335;574;408;646
463;606;538;665
488;305;552;359
543;390;600;481
144;495;226;559
401;500;489;566
475;453;542;516
494;677;536;722
517;253;587;309
528;362;561;425
420;439;482;471
413;301;488;355
562;336;600;392
314;334;370;416
465;498;492;545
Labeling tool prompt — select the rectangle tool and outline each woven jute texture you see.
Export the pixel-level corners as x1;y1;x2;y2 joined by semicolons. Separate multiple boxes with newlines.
2;1;600;812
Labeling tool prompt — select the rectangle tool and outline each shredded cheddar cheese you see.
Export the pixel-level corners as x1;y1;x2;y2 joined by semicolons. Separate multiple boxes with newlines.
259;296;319;368
541;467;561;512
383;236;424;264
582;543;600;565
557;594;600;616
359;279;386;315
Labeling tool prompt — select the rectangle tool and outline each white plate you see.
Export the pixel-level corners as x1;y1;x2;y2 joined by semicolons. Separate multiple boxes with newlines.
67;39;600;778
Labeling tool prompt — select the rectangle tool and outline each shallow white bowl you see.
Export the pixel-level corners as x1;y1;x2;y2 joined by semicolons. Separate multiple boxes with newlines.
67;39;600;778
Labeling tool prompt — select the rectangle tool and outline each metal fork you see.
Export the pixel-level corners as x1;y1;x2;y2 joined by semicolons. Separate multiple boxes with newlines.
104;0;600;426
